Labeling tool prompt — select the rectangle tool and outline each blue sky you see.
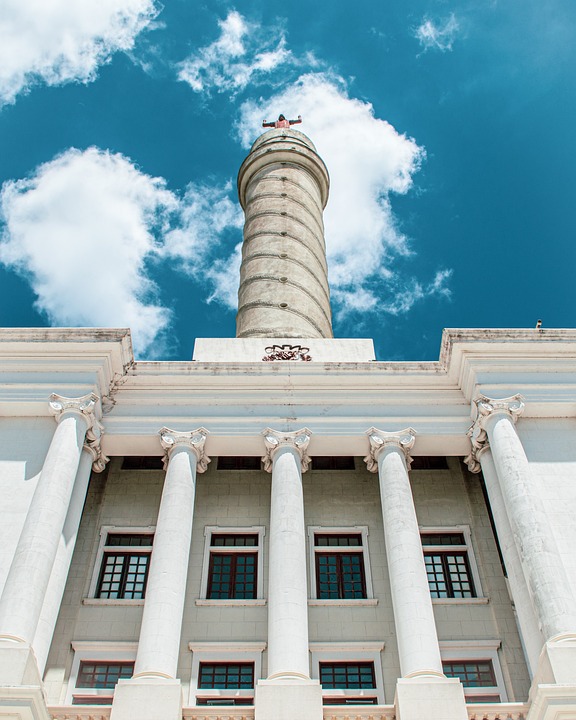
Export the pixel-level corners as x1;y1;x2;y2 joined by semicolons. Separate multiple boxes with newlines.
0;0;574;361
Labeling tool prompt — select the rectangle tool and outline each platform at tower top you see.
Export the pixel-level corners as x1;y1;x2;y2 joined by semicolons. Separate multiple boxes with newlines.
192;337;375;362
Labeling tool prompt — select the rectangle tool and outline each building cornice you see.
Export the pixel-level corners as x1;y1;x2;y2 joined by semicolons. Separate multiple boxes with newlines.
2;328;576;458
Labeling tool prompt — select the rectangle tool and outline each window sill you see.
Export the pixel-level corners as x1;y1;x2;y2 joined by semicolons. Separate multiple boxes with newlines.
432;597;489;605
308;599;378;607
195;599;267;606
83;598;145;606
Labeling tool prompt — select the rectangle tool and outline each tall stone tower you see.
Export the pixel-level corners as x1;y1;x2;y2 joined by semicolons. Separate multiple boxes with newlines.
236;128;333;339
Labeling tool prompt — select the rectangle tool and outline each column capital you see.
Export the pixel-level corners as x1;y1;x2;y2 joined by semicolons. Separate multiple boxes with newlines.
159;427;210;473
261;428;312;473
364;427;416;473
84;418;109;473
49;392;99;425
464;394;525;473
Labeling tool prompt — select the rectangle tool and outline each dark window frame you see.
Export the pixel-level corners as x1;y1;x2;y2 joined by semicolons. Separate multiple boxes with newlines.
77;660;135;689
409;456;449;470
121;456;163;470
311;457;356;471
442;659;501;702
442;660;497;688
206;533;259;600
313;533;367;600
217;457;262;471
319;662;376;690
72;660;134;704
95;533;153;600
422;532;477;599
198;662;255;690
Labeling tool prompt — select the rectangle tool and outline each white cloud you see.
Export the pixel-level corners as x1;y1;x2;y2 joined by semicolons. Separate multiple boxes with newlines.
0;0;158;106
161;181;243;304
415;13;460;52
177;10;292;95
216;73;450;320
378;270;453;316
0;147;177;356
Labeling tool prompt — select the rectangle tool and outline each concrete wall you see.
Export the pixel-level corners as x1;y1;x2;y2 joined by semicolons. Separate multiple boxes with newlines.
43;454;531;704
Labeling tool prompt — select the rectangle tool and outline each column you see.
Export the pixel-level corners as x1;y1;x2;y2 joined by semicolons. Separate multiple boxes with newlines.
134;428;209;679
256;429;322;720
0;393;98;647
467;395;576;642
33;439;107;674
262;428;312;680
365;429;467;720
464;445;543;675
365;428;443;678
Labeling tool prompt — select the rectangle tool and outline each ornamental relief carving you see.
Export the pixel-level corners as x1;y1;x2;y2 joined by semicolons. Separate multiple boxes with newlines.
465;394;525;473
262;344;312;361
261;427;312;472
159;427;211;473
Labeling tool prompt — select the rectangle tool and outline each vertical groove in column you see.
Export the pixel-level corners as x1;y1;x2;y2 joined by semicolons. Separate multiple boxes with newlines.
133;426;208;679
486;413;576;640
267;447;310;679
0;409;89;644
376;444;443;678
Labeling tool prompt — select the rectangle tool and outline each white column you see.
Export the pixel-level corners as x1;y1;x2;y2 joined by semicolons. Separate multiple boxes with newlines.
0;393;98;646
365;428;443;678
33;444;105;673
468;448;543;676
468;395;576;642
262;428;312;680
133;428;209;680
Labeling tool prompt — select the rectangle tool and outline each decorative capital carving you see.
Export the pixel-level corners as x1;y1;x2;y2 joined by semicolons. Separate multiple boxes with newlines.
49;392;98;424
465;394;525;473
49;393;107;472
159;427;210;473
363;427;416;473
261;428;312;473
84;417;109;473
473;394;525;423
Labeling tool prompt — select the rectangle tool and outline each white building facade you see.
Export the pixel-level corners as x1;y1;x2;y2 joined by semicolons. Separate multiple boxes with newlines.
0;129;575;720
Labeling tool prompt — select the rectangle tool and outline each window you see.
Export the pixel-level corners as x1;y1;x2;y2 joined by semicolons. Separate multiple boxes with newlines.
410;456;448;470
67;642;137;705
310;643;385;705
217;456;262;470
311;457;355;470
440;641;507;703
188;642;265;706
121;456;163;470
73;661;134;704
308;527;374;602
199;527;265;603
421;528;483;600
197;663;255;704
88;527;154;601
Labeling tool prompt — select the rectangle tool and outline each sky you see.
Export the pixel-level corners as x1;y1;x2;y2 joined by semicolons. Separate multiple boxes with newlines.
0;0;574;362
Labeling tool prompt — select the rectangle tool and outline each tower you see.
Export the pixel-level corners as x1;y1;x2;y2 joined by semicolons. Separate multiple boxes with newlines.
236;127;333;339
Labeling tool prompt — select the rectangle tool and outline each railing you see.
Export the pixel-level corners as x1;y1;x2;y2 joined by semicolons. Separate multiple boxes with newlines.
323;706;396;720
49;701;530;720
467;702;529;720
182;708;255;720
49;707;111;720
